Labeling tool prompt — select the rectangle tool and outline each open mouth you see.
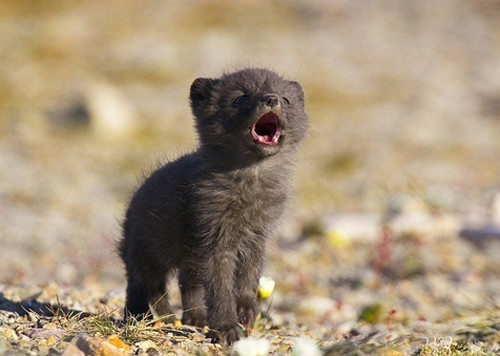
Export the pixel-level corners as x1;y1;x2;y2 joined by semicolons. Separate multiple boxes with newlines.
251;112;281;146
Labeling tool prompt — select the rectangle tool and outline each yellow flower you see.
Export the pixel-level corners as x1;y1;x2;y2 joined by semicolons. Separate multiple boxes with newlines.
327;230;349;248
258;276;275;299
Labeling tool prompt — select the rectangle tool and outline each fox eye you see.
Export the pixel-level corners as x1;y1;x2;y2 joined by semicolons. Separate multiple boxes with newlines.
233;95;249;106
282;96;291;105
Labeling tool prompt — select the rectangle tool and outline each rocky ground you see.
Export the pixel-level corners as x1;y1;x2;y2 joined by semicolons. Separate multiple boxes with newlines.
1;222;500;355
1;1;500;355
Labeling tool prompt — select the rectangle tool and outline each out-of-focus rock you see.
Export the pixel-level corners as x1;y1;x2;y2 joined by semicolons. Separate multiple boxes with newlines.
24;327;66;340
61;343;85;356
323;213;380;241
61;344;85;356
460;191;500;257
46;98;91;131
299;296;336;317
86;82;138;138
292;337;322;356
75;335;103;355
490;192;500;226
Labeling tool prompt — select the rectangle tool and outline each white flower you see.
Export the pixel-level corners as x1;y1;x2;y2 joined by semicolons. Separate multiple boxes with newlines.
293;337;322;356
233;337;271;356
258;276;276;299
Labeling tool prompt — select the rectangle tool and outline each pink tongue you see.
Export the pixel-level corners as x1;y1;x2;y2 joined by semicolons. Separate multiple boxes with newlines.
256;134;275;144
252;113;280;146
260;124;276;142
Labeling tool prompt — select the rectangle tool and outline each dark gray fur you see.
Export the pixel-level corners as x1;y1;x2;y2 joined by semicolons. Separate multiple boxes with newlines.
119;68;308;343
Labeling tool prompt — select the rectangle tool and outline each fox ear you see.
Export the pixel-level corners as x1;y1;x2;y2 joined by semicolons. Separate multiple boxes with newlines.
289;81;304;103
190;78;219;106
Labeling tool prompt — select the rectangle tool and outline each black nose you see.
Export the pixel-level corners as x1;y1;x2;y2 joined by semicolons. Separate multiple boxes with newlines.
262;94;280;108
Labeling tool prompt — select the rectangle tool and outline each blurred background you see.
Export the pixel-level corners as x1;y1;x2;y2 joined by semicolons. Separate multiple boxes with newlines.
1;0;500;295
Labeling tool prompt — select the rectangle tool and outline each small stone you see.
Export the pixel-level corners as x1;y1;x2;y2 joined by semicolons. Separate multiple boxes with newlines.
106;335;130;351
25;327;66;340
46;336;57;346
136;340;157;351
380;349;405;356
61;343;85;356
76;335;104;355
1;327;18;341
40;283;59;301
97;340;130;356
